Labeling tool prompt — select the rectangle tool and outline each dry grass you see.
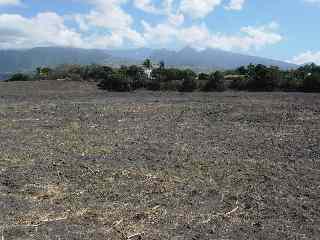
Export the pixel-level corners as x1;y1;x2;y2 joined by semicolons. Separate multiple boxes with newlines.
0;81;319;239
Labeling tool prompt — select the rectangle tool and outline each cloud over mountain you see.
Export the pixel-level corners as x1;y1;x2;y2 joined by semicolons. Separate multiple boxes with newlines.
0;0;318;65
0;0;282;53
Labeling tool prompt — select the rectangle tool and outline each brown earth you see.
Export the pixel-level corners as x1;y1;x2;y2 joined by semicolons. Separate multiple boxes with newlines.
0;81;319;239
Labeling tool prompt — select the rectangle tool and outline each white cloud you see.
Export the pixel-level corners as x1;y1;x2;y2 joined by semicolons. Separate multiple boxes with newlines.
291;51;320;65
0;0;21;5
180;0;222;19
0;0;281;51
304;0;320;4
72;0;145;47
0;10;144;49
142;20;177;45
0;0;146;49
0;12;85;49
80;0;133;30
133;0;160;14
168;13;185;26
239;22;282;50
225;0;245;10
142;20;283;51
133;0;174;15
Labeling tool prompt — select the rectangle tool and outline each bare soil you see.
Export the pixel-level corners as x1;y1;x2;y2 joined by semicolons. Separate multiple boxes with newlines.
0;81;319;239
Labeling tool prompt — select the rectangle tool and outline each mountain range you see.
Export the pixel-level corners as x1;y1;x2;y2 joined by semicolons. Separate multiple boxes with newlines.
0;47;297;74
0;73;10;80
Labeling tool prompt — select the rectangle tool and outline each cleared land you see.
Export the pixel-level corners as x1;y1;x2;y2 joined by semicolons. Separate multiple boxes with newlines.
0;81;319;240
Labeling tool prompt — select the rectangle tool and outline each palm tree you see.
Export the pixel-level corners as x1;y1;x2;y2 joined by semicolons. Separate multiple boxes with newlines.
159;61;165;70
143;58;153;80
143;59;152;70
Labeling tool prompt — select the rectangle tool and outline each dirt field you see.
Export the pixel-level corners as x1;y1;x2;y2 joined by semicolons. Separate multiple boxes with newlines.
0;81;319;240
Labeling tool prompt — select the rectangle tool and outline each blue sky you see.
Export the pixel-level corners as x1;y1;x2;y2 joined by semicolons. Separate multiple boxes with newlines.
0;0;319;64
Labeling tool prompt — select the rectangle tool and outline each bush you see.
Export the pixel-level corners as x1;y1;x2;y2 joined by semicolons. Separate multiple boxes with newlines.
229;76;249;90
197;80;208;91
202;71;226;92
303;73;320;92
85;65;113;82
146;79;161;91
7;73;31;82
160;80;182;91
25;63;320;93
247;65;279;91
152;68;197;82
47;65;87;81
127;65;147;89
198;73;210;81
69;73;83;82
97;65;148;92
98;72;133;92
279;74;302;92
179;78;197;92
150;68;197;91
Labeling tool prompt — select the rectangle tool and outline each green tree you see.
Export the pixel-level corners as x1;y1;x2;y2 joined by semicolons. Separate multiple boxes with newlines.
202;71;226;92
279;71;301;91
127;65;147;89
159;61;165;70
236;66;248;75
303;72;320;92
98;70;132;92
179;70;197;92
247;64;279;91
36;67;41;76
41;67;52;77
143;59;152;70
198;73;210;81
7;73;31;82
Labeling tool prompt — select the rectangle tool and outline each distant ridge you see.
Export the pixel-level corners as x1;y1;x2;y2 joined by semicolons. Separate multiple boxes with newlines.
149;47;297;70
0;47;113;73
106;48;153;61
0;46;298;73
106;46;297;70
0;73;10;81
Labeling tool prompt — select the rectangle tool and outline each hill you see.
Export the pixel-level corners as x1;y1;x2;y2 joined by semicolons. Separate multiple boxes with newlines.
0;47;297;73
106;48;153;61
0;47;112;73
0;73;10;81
149;47;297;70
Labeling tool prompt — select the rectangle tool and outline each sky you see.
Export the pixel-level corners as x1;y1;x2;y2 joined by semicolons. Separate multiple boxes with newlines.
0;0;319;64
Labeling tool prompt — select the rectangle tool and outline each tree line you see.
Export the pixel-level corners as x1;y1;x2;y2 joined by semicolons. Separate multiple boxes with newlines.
5;60;320;92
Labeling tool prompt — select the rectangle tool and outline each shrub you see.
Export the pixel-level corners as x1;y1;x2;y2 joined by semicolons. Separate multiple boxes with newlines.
197;80;208;91
198;73;210;81
86;65;113;82
303;73;320;92
160;80;182;91
146;79;161;91
48;65;87;81
69;73;83;82
180;69;197;81
7;73;31;82
98;72;133;92
127;65;147;89
279;74;302;91
149;68;197;91
247;65;279;91
202;71;226;92
179;78;197;92
229;76;249;90
152;68;197;82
